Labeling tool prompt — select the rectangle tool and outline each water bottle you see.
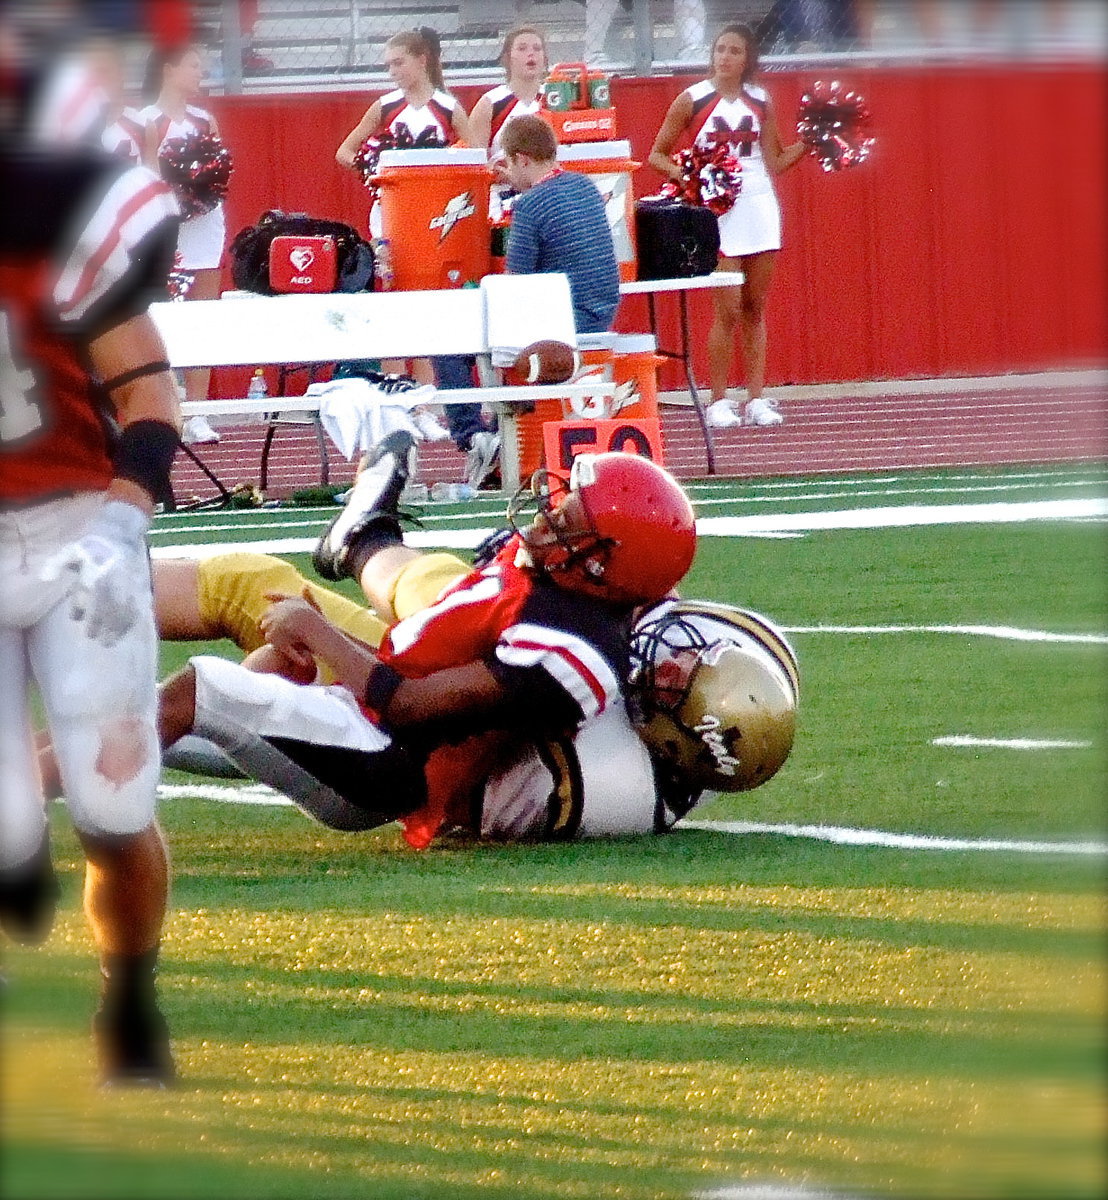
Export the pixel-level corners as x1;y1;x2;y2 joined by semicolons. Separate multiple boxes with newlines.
246;368;268;400
430;482;476;502
375;238;394;292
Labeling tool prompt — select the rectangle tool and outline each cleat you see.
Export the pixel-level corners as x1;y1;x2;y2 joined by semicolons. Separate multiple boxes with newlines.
745;397;784;426
0;835;59;946
313;431;415;581
465;431;501;490
412;408;452;443
94;997;176;1089
705;399;742;429
181;415;220;444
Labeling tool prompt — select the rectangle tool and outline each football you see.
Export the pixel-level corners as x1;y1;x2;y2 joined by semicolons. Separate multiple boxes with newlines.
513;339;580;384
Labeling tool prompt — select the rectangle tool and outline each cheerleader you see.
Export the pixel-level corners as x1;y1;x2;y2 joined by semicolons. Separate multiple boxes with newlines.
141;44;228;444
337;27;469;236
337;28;470;443
469;24;548;183
649;24;805;428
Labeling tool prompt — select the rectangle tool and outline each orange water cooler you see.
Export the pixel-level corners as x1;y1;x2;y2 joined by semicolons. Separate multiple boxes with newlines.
374;148;491;289
556;140;639;283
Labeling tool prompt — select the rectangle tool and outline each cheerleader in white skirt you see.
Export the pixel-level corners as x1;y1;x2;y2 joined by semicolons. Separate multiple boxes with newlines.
141;44;228;443
649;25;806;427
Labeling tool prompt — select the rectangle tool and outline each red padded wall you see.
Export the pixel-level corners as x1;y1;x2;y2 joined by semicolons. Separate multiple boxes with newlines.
210;63;1106;396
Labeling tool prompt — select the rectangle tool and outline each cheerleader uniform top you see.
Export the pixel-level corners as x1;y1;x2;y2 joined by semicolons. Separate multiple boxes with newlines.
373;88;459;145
681;79;782;257
102;107;145;164
481;83;543;157
140;102;218;154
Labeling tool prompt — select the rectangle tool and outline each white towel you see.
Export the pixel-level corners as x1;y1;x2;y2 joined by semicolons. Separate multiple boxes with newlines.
482;273;578;366
308;378;436;460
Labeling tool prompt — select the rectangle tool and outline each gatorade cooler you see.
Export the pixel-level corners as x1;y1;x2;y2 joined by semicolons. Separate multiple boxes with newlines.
556;141;639;282
374;148;491;290
542;62;617;143
612;333;662;420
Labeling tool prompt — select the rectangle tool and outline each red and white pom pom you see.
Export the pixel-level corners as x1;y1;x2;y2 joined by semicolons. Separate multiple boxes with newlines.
661;144;741;215
797;80;874;172
158;130;234;219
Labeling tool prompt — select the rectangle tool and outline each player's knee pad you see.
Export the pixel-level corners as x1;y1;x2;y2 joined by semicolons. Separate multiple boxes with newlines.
52;710;160;838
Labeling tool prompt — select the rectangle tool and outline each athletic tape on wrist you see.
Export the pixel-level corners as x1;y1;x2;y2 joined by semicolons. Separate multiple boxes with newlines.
113;419;180;502
364;659;405;720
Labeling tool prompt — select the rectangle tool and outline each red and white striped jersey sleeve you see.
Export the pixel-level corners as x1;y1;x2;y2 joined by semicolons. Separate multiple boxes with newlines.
496;621;622;723
52;163;180;329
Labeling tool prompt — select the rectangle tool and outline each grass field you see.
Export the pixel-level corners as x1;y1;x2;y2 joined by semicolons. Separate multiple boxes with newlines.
4;463;1106;1200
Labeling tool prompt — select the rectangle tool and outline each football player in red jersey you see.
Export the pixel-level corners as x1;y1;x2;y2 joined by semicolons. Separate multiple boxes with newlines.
1;12;182;1085
138;437;697;844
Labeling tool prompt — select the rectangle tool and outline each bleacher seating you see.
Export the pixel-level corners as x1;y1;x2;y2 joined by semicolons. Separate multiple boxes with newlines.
241;0;771;84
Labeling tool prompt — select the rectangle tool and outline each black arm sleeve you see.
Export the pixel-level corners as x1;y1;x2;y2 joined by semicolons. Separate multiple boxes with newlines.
484;657;586;733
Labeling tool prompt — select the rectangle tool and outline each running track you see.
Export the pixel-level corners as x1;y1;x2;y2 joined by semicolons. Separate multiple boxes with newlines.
171;374;1107;504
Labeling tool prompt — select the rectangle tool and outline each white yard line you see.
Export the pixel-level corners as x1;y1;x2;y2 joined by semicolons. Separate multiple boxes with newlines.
933;735;1094;749
152;474;1108;537
695;497;1108;535
784;624;1108;645
156;783;1105;856
158;783;291;806
681;820;1107;856
150;496;1108;559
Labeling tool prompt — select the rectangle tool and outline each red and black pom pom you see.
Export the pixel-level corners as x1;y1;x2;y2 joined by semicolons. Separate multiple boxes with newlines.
158;131;234;219
353;122;447;189
797;81;874;172
662;143;742;215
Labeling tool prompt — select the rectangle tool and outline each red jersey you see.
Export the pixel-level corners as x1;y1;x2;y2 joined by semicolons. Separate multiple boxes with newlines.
0;147;179;502
382;535;632;849
380;535;629;728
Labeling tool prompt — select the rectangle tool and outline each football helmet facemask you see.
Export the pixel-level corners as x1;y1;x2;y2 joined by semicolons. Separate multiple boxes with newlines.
630;600;799;793
507;453;696;607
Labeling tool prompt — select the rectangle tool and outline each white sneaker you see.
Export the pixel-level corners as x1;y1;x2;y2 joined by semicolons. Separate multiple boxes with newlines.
312;431;415;581
465;431;501;490
182;415;220;444
745;398;784;426
412;407;452;443
705;399;742;429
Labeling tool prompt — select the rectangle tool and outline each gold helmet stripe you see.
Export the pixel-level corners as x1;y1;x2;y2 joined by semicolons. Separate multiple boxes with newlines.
670;601;800;699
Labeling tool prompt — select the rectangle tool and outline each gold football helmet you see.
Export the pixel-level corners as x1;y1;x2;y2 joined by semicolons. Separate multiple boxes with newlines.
630;600;799;794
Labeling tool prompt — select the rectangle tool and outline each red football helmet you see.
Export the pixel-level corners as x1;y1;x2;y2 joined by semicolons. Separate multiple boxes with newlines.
510;453;697;606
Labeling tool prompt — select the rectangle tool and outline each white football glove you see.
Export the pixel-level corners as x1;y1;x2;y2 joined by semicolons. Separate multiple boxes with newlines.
40;500;151;648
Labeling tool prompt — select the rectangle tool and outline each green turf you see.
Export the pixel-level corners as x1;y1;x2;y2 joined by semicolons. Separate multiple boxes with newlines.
5;466;1106;1200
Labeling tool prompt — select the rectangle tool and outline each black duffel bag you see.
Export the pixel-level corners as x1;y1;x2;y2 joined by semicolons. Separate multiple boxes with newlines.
634;198;720;281
229;209;375;295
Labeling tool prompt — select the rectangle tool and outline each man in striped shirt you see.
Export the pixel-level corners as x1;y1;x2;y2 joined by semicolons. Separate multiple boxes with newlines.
503;115;620;334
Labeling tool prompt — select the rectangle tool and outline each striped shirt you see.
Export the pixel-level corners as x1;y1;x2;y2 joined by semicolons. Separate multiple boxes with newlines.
506;170;620;334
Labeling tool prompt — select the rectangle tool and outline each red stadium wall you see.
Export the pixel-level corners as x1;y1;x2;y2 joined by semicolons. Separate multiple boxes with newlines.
211;63;1106;395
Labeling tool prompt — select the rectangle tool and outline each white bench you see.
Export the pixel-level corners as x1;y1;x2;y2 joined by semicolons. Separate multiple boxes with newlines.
150;274;615;499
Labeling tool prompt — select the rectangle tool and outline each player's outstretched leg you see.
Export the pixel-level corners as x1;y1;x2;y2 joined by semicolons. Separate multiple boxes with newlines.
313;431;416;581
